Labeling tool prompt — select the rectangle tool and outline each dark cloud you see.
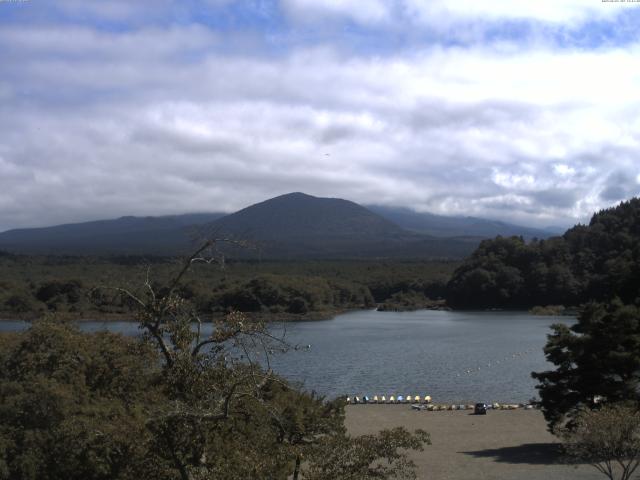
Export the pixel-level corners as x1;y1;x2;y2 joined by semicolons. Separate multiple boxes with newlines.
530;188;580;209
600;171;640;202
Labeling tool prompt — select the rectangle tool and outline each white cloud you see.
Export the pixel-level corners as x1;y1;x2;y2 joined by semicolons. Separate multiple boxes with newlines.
1;24;640;230
278;0;637;30
492;171;537;190
402;0;632;26
554;164;576;176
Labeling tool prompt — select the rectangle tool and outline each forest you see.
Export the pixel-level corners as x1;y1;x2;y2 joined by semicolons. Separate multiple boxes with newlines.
446;198;640;309
0;255;455;320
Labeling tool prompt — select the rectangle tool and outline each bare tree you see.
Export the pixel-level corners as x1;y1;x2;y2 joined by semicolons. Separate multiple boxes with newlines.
108;238;295;479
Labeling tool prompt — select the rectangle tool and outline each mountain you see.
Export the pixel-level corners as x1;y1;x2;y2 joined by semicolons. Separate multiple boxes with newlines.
206;192;480;258
0;213;226;255
0;193;558;259
367;205;557;239
212;192;405;239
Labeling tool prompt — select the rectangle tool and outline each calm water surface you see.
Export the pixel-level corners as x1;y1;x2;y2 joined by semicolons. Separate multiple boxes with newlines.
0;310;570;403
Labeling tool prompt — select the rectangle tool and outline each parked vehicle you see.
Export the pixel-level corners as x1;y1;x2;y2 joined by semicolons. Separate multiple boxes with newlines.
474;403;488;415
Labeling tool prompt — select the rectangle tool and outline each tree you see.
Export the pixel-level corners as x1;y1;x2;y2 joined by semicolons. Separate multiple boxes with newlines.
113;238;430;479
1;239;430;479
561;403;640;480
447;197;640;310
532;300;640;433
0;318;163;480
303;427;430;480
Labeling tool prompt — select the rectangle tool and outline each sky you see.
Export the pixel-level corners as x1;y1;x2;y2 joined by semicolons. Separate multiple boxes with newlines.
1;0;640;232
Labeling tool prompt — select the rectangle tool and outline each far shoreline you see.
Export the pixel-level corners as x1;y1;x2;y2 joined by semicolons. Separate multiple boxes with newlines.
0;305;576;324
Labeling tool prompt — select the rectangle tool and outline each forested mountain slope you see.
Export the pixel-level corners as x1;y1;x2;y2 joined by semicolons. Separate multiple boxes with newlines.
446;198;640;309
0;213;226;255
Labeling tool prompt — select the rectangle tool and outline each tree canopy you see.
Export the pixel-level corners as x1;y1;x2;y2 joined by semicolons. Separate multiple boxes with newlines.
0;240;430;479
447;198;640;309
532;300;640;432
560;403;640;480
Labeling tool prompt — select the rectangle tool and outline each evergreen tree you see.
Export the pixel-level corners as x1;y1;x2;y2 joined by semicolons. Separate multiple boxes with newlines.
532;300;640;432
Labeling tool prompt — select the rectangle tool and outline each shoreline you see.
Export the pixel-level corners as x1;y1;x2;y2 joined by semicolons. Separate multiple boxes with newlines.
0;309;349;324
0;304;574;323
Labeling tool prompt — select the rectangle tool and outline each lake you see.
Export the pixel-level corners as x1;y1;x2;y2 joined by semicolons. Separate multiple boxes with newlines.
0;309;569;403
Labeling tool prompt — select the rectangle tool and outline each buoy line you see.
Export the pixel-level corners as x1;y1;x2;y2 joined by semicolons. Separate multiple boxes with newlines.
455;348;537;377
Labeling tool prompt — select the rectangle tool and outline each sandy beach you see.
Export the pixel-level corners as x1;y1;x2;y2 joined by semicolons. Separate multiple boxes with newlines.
345;405;602;480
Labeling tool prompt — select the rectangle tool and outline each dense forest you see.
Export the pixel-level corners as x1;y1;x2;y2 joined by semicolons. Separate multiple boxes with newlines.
0;255;454;320
446;198;640;309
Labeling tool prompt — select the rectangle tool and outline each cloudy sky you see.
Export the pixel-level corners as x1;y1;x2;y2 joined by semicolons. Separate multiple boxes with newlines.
1;0;640;232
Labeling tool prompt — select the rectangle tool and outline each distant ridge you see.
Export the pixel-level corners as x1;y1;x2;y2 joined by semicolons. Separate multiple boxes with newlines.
367;205;558;239
0;213;226;255
0;193;555;258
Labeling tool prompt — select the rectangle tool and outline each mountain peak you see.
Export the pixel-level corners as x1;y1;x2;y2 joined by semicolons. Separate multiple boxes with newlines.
213;193;403;240
277;192;315;199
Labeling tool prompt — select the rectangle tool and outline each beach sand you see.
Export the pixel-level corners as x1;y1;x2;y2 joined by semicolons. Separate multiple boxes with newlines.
345;405;602;480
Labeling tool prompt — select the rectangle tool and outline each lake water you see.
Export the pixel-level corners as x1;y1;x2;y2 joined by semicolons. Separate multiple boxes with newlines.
0;310;570;403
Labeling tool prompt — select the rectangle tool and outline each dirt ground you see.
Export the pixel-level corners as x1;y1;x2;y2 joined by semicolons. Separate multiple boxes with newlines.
345;405;603;480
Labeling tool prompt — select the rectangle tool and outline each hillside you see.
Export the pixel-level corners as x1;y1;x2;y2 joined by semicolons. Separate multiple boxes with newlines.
213;192;405;239
367;205;559;239
0;213;226;255
446;198;640;309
